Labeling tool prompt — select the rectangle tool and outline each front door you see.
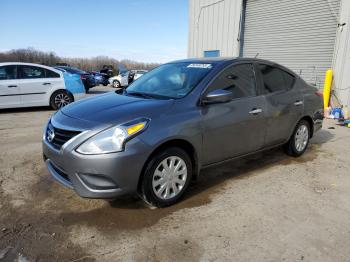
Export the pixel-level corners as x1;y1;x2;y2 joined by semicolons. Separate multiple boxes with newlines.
201;63;266;165
0;65;21;108
17;65;49;106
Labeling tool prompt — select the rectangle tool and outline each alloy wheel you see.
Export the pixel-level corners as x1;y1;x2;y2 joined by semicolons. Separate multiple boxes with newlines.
54;93;71;108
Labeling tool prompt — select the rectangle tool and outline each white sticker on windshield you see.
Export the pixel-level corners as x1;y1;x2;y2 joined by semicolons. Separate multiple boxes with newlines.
187;63;212;69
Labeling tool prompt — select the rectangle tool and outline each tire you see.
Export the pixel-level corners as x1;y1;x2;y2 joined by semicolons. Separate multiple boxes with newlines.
112;80;120;88
50;90;73;110
140;147;193;207
284;120;310;157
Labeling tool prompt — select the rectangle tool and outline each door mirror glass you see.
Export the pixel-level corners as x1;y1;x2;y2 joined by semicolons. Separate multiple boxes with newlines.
202;89;233;104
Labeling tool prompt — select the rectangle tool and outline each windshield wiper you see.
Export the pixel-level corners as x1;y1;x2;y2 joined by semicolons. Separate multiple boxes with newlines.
125;91;172;100
126;91;154;99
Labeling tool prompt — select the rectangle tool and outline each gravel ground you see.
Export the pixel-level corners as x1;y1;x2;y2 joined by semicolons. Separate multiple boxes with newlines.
1;86;350;262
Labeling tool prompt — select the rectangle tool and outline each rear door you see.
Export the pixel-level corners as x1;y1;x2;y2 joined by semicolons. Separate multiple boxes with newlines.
0;65;21;107
256;63;303;147
201;63;267;165
18;65;61;106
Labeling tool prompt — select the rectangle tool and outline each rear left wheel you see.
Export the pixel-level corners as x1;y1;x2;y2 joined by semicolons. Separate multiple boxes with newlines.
50;90;73;110
284;120;310;157
140;147;192;207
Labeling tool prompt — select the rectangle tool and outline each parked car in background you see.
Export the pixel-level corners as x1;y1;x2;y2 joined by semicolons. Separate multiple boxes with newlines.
108;64;129;88
42;58;323;207
55;66;95;92
133;70;148;80
91;71;109;86
0;62;85;109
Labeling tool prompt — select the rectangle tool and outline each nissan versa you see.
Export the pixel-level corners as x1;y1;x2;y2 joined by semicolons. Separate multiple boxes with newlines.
42;58;323;207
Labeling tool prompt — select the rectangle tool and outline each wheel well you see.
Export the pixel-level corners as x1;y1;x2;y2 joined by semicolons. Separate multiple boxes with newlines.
300;116;314;137
137;139;198;193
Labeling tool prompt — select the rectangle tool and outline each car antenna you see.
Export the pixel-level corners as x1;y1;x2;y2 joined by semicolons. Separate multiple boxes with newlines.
254;53;259;58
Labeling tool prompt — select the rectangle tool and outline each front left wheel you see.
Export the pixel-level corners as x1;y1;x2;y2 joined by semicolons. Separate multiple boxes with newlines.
140;147;192;207
112;80;120;88
50;90;73;110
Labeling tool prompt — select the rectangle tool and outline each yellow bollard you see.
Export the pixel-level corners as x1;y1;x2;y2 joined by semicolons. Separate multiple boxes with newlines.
323;69;333;110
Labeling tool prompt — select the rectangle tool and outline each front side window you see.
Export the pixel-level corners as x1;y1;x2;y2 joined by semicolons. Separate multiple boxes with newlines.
0;65;17;80
19;65;45;79
258;64;295;93
127;62;213;99
207;63;256;99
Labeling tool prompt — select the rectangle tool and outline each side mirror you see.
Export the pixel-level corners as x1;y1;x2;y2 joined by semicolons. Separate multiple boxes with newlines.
202;89;233;104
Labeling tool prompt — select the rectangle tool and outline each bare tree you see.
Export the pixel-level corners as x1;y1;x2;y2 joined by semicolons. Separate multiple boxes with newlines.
0;48;161;71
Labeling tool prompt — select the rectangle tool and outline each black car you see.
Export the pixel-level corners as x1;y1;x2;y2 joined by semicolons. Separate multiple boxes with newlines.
55;66;96;92
91;71;109;86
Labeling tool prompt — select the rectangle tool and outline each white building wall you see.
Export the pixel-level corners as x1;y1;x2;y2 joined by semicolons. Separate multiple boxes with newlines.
332;0;350;106
188;0;350;106
188;0;243;58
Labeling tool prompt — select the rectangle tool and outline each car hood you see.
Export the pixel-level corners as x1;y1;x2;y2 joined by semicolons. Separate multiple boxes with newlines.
61;92;175;125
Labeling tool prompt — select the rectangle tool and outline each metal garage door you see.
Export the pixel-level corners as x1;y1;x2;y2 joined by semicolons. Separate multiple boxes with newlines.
242;0;340;88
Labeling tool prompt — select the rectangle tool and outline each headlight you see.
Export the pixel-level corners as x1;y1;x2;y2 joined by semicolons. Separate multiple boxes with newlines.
76;118;149;155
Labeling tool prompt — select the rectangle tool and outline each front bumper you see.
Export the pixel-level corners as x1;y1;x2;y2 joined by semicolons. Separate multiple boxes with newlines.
42;126;151;199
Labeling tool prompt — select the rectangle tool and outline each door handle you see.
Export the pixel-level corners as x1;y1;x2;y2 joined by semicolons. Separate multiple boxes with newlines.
8;85;17;88
43;82;51;85
294;100;303;106
249;108;263;115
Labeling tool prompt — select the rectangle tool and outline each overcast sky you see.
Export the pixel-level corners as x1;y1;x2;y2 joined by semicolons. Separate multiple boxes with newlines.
0;0;188;63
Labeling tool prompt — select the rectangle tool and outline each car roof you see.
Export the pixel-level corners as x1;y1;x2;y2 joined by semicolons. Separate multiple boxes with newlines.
167;57;297;75
0;62;63;74
169;57;236;64
169;57;284;64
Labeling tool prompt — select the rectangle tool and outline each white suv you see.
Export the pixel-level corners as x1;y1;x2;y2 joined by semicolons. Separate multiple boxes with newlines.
0;62;85;109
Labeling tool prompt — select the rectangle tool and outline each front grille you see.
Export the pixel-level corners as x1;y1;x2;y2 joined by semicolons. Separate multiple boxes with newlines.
46;122;81;150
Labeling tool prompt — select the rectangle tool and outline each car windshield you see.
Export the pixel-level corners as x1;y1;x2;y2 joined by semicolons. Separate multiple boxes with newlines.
126;62;213;99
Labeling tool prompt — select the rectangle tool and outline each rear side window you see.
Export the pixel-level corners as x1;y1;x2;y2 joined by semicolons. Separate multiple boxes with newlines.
18;65;45;79
258;64;295;93
0;65;17;80
45;69;60;78
208;63;256;99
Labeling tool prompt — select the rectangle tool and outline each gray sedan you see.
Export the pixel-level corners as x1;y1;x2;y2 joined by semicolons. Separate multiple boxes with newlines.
42;58;323;207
